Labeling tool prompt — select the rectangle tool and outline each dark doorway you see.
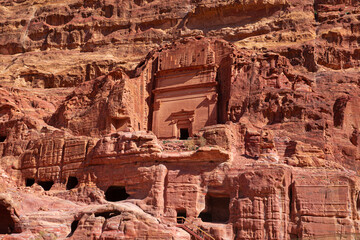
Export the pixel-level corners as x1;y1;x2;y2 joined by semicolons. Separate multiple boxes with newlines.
199;193;230;223
357;193;360;212
38;181;54;191
180;128;189;140
105;186;129;202
0;135;6;142
176;208;187;223
25;178;35;187
0;203;15;234
66;176;78;190
66;220;79;238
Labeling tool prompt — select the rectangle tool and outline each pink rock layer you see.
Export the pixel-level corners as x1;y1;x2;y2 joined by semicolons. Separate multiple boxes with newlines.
0;0;360;239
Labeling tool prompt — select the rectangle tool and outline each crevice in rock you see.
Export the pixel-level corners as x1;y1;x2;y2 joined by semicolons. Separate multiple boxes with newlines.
289;183;294;218
66;220;79;238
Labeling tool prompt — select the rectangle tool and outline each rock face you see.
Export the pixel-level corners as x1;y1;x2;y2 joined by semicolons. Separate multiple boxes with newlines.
1;0;360;240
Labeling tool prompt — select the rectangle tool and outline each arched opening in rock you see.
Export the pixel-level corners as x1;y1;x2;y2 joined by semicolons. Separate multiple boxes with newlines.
25;178;35;187
179;128;189;140
105;186;129;202
66;176;78;190
0;135;6;142
176;208;187;223
0;203;15;234
66;220;79;238
357;193;360;212
38;181;54;191
199;193;230;223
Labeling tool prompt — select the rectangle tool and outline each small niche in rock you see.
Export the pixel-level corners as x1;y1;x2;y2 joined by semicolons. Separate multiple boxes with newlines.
357;193;360;213
0;203;15;234
66;176;78;190
25;178;35;187
105;186;129;202
38;181;54;191
66;220;79;238
95;210;121;219
0;135;6;142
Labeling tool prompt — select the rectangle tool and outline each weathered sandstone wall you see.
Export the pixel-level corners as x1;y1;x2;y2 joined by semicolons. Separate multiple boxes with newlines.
0;0;360;239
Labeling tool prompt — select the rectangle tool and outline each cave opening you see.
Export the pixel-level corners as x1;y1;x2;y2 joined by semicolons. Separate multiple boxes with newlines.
0;203;15;234
199;193;230;223
176;208;187;223
0;135;6;142
66;176;78;190
66;220;79;238
25;178;35;187
38;181;54;191
357;193;360;212
105;186;129;202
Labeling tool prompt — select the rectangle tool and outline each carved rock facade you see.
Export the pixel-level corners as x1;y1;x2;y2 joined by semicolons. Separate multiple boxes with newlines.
1;0;360;240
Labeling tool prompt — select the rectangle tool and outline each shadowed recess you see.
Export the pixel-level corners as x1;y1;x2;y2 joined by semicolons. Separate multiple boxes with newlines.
105;186;129;202
66;176;78;190
0;203;15;234
95;210;121;219
66;220;79;238
38;181;54;191
25;178;35;187
199;193;230;223
176;208;187;223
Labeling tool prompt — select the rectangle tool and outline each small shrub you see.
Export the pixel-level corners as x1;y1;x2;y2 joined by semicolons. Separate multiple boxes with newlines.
196;136;207;147
184;139;197;151
184;136;207;151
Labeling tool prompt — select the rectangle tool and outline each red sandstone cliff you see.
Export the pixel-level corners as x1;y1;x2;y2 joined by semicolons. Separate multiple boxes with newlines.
1;0;360;239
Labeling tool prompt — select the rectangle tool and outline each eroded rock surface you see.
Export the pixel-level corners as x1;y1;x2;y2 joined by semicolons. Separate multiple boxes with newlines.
1;0;360;239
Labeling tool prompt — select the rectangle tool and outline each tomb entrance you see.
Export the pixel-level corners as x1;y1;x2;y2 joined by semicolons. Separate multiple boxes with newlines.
199;193;230;223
